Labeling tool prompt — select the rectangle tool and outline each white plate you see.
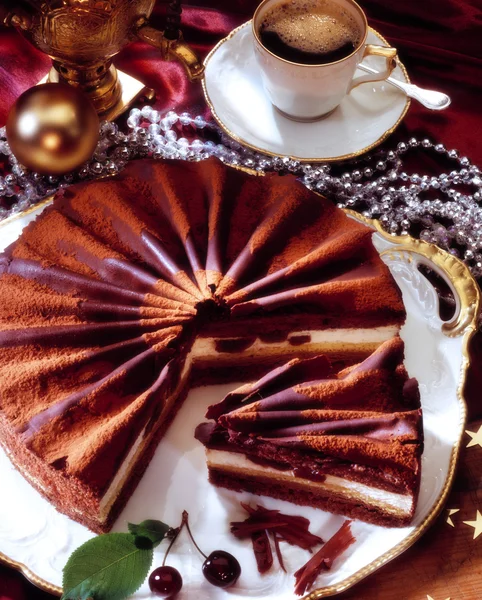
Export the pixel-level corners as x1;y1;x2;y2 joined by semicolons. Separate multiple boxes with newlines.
0;204;478;599
203;22;411;162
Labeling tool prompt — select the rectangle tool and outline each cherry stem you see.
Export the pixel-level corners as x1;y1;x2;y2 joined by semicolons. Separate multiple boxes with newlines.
182;510;208;560
162;526;182;567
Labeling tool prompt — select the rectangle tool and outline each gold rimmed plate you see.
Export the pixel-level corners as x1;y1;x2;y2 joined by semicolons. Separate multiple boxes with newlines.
0;195;479;599
202;22;411;162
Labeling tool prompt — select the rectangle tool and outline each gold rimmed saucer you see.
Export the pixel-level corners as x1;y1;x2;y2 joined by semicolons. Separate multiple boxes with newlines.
202;22;411;162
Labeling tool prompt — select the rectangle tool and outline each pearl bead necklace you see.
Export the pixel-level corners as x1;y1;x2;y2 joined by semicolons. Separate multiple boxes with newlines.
1;106;481;282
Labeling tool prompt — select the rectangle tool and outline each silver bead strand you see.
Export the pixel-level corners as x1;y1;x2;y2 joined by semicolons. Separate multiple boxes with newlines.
1;111;482;286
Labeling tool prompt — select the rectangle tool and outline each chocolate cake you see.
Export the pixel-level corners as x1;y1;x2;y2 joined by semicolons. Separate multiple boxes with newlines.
0;158;408;532
196;337;423;526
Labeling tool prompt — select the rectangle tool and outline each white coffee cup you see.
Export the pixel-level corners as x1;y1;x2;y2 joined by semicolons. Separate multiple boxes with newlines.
252;0;397;121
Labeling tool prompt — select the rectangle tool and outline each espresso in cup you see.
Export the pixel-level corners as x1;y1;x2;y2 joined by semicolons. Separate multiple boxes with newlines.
259;0;362;65
252;0;398;121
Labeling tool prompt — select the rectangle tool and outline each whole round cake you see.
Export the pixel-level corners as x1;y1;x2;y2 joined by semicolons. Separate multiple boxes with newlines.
0;158;418;533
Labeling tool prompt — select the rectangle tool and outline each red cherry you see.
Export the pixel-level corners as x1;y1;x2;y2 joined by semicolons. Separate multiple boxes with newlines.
202;550;241;588
148;566;183;598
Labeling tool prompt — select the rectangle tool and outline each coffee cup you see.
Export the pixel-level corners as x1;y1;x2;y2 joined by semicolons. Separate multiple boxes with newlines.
252;0;397;121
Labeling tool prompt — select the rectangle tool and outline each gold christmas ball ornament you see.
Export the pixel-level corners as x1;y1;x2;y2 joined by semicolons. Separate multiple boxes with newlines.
6;83;99;176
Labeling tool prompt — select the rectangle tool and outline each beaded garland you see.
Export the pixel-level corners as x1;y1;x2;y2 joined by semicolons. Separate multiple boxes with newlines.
1;105;481;285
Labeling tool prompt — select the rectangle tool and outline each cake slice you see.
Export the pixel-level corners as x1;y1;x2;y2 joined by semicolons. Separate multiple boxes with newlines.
195;337;423;526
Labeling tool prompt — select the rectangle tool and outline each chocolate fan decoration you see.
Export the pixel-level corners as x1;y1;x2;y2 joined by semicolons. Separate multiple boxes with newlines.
0;158;406;532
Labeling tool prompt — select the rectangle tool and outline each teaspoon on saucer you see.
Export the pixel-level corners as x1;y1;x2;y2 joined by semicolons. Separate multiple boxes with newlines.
357;63;451;110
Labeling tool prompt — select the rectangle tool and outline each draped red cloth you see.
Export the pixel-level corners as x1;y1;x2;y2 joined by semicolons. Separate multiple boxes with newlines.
0;1;481;598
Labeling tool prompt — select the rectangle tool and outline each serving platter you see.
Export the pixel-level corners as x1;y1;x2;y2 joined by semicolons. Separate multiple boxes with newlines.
0;198;479;599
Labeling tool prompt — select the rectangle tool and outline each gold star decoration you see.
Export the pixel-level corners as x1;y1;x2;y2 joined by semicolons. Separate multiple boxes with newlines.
463;510;482;539
426;596;451;600
466;424;482;448
446;508;460;527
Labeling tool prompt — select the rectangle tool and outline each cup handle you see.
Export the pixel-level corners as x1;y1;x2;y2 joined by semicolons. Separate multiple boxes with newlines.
349;45;397;91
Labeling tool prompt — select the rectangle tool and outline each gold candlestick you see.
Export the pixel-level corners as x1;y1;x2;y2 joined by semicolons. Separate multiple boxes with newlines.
1;0;204;120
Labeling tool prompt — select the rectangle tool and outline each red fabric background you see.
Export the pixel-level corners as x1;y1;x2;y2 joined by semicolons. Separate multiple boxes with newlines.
0;0;481;597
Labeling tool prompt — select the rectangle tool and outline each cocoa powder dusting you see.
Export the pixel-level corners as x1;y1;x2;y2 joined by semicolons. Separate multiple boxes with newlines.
0;274;81;331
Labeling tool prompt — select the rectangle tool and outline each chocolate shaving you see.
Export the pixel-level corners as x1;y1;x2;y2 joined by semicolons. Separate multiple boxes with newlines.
231;520;287;536
251;529;273;573
294;521;355;596
231;503;324;574
275;522;323;551
271;532;287;573
231;504;322;549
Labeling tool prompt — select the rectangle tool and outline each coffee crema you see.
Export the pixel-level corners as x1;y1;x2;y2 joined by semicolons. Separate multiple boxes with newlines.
259;0;362;65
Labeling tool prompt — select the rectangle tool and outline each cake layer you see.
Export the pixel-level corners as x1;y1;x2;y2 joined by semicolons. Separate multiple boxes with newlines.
207;449;414;520
208;469;411;527
192;325;399;362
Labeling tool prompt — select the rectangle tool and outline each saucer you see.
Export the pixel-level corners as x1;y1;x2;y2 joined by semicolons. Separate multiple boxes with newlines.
203;22;411;162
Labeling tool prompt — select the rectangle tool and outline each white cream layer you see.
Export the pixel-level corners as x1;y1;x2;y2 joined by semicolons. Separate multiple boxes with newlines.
98;356;192;522
191;326;399;358
206;449;412;517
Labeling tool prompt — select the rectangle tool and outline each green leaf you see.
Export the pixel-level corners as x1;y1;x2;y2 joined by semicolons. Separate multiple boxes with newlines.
61;533;153;600
128;519;171;549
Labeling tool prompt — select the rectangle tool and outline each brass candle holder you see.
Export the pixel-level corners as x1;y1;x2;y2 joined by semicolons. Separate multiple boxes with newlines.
1;0;204;120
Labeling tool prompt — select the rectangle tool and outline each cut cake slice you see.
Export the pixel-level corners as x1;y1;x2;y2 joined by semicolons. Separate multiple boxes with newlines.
195;337;423;526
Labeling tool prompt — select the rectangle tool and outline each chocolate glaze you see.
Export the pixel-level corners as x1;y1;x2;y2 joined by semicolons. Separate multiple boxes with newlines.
100;257;162;293
231;260;403;317
141;230;187;280
7;258;148;305
79;301;143;322
184;233;204;280
257;412;422;440
221;409;422;440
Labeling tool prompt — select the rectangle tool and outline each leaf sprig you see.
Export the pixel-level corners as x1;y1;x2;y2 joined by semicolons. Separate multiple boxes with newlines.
61;519;171;600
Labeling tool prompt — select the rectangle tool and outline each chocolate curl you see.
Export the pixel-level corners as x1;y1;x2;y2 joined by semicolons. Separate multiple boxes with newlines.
225;228;372;306
251;530;273;573
257;412;422;440
293;521;355;596
206;355;332;420
350;335;404;375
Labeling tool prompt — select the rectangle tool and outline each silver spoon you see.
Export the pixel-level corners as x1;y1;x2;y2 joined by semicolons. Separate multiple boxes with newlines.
357;63;451;110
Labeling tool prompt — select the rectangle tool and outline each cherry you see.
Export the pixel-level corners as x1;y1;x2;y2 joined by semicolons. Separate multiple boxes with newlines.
148;566;183;598
202;550;241;588
148;511;241;595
